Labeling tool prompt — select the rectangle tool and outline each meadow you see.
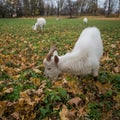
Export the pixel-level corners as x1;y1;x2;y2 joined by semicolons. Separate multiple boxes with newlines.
0;17;120;120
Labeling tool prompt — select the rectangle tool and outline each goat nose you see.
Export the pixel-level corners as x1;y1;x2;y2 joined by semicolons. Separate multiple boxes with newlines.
44;71;46;76
44;71;48;77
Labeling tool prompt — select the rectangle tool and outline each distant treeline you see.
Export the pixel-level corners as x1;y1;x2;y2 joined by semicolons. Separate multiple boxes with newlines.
0;0;120;18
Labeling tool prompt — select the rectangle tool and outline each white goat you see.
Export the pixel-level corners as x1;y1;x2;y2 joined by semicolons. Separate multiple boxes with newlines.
83;17;88;24
32;18;46;31
43;27;103;80
56;17;60;21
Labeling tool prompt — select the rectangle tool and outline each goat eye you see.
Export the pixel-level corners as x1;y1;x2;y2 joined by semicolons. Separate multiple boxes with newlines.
47;68;51;70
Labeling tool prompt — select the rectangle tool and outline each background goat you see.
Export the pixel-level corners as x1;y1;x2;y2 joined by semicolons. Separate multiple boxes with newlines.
43;27;103;80
32;18;46;31
83;17;88;24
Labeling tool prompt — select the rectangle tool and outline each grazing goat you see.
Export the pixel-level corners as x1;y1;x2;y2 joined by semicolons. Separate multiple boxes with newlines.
43;27;103;80
83;17;88;24
56;17;60;21
32;18;46;31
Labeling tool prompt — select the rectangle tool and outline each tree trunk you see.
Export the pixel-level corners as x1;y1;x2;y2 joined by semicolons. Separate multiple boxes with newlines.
118;0;120;16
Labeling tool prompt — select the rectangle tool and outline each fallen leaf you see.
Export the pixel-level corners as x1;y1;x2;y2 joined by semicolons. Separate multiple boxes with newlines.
11;112;20;120
0;101;7;116
111;44;116;48
95;81;112;94
113;67;120;73
66;80;82;95
32;68;42;74
66;110;76;119
34;96;41;103
68;97;82;107
101;52;112;62
30;77;41;86
39;81;47;89
59;104;69;120
7;101;16;107
20;91;36;107
3;88;14;94
0;81;5;84
36;88;43;95
78;107;87;117
113;94;120;109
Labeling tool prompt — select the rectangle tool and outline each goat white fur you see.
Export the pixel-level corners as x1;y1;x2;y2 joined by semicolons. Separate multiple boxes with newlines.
43;27;103;80
83;17;88;24
32;18;46;31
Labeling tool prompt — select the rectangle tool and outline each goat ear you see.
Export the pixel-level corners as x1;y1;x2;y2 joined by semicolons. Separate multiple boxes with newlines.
53;50;58;56
54;55;59;64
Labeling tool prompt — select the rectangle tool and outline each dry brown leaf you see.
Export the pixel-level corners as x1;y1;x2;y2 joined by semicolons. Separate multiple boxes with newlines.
15;98;35;113
66;80;82;95
0;81;5;84
102;110;113;120
68;97;82;107
78;107;87;117
113;67;120;73
39;81;47;89
66;110;76;119
34;96;41;103
17;98;25;107
30;77;41;86
29;112;36;120
11;112;20;120
95;81;112;94
101;52;112;62
20;91;35;107
111;44;116;48
53;81;63;87
12;74;20;79
62;78;69;88
0;101;7;116
32;68;42;74
3;88;14;94
7;101;16;107
53;103;62;111
36;88;43;95
113;94;120;109
59;104;69;120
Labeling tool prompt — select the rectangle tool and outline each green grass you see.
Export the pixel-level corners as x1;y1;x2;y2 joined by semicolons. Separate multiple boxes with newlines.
0;17;120;120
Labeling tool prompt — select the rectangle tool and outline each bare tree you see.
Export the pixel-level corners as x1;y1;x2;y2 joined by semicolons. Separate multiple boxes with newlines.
38;0;45;16
85;0;98;15
66;0;74;17
0;1;6;18
44;0;55;16
56;0;60;16
118;0;120;16
76;0;86;15
104;0;118;17
92;0;98;15
23;0;30;16
30;0;37;16
56;0;64;16
0;0;119;17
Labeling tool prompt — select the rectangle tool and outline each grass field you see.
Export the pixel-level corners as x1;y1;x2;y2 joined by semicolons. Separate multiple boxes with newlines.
0;17;120;120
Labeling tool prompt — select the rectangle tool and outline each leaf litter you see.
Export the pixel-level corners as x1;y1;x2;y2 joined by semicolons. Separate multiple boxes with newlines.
0;18;120;120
